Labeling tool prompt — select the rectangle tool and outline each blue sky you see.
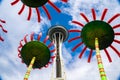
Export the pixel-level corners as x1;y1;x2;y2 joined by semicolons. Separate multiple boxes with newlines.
118;0;120;4
118;76;120;80
0;0;120;80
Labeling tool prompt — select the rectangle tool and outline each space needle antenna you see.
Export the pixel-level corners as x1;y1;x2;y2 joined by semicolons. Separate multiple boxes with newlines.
48;25;68;80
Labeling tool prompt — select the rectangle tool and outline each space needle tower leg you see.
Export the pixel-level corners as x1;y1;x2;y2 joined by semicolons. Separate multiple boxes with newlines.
55;33;62;77
48;25;68;80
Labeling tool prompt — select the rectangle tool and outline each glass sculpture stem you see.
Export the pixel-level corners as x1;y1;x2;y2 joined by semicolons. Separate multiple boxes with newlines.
95;38;107;80
24;57;36;80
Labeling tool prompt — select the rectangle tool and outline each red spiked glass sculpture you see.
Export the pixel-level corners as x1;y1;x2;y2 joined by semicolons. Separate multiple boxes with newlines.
11;0;68;22
0;19;7;42
18;32;56;80
68;8;120;62
68;8;120;80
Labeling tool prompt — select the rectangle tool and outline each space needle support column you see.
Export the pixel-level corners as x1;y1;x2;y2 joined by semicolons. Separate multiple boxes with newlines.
95;38;107;80
54;33;63;77
24;57;36;80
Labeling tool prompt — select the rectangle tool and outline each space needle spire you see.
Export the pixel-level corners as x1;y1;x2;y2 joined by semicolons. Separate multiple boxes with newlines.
48;25;68;80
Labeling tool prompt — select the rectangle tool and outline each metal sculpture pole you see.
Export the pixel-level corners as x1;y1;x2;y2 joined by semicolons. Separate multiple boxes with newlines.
95;38;107;80
24;57;36;80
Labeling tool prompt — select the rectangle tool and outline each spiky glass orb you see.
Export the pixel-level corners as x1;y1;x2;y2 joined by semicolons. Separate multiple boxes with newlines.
21;41;50;68
81;20;114;50
21;0;48;7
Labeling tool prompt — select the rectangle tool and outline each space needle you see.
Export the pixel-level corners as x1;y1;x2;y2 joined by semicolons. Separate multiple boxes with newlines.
48;25;68;80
